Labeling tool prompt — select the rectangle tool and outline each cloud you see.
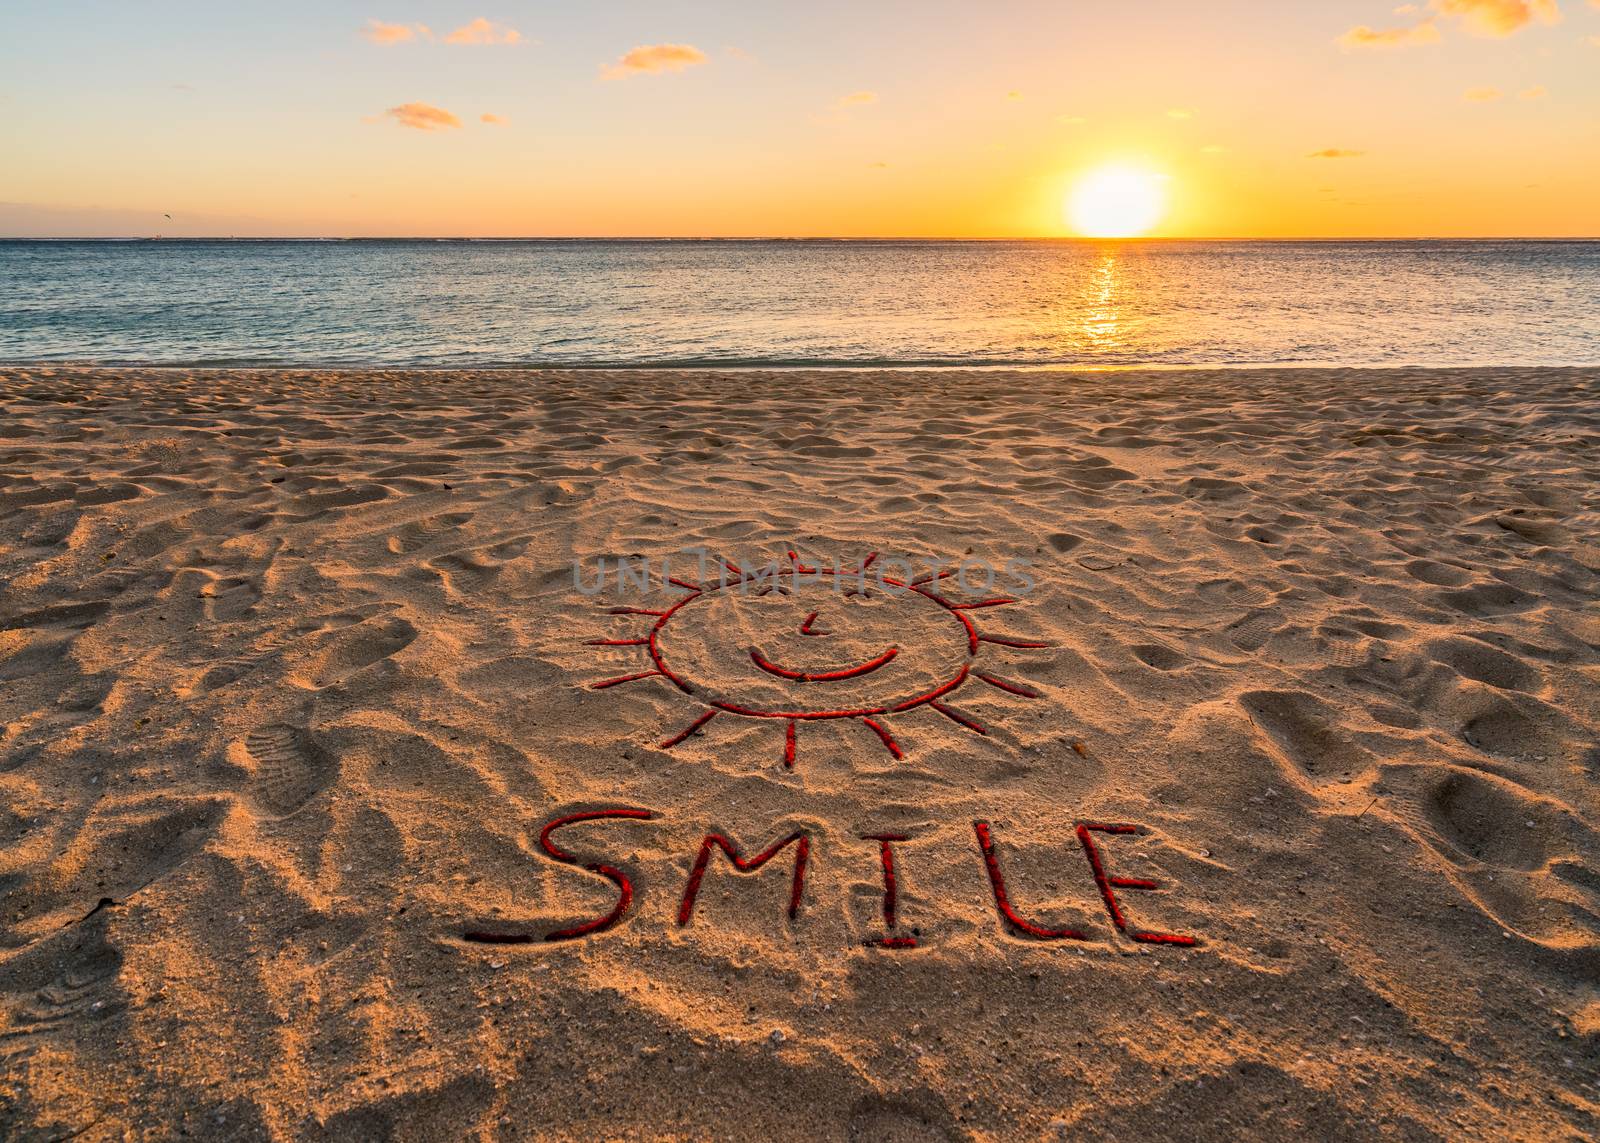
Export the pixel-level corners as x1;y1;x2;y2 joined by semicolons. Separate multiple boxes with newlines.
1518;84;1548;98
810;90;879;124
1343;0;1563;47
601;43;707;79
480;112;508;125
444;17;522;45
1430;0;1561;37
1338;20;1442;47
1166;107;1195;119
833;90;879;110
1006;90;1024;101
1308;148;1365;158
1464;85;1504;100
363;19;431;44
867;161;890;169
383;102;461;131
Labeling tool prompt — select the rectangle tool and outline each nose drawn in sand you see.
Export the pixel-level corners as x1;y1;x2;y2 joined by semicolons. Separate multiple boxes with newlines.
587;551;1050;767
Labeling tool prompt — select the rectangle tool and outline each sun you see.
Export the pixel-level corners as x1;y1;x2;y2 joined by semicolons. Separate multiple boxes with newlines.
1066;167;1168;238
586;552;1049;768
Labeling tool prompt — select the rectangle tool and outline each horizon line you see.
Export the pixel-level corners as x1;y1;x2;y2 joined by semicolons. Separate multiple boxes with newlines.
5;234;1599;243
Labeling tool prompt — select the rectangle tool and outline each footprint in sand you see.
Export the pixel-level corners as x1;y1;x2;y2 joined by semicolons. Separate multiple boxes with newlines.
387;511;475;555
1493;509;1569;547
1315;627;1370;668
427;551;502;595
1424;769;1555;871
1197;577;1273;608
291;615;417;689
178;622;314;696
2;926;125;1043
244;723;337;816
1437;580;1535;617
1426;637;1540;692
846;1094;960;1143
1458;694;1565;759
1132;643;1190;671
1404;558;1472;587
1240;689;1373;786
1;599;109;632
1386;765;1600;947
1225;608;1282;652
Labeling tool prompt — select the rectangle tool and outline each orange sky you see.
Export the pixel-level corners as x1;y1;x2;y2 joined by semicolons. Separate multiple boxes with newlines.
3;1;1598;237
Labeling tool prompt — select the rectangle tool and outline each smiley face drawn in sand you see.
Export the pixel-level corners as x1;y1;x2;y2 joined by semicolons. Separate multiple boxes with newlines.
590;552;1048;767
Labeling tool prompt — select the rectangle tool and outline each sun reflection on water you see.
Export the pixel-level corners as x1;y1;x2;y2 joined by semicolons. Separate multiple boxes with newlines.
1076;248;1123;350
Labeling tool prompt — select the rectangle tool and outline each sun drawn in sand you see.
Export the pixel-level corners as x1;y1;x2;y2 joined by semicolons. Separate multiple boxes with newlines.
588;552;1048;767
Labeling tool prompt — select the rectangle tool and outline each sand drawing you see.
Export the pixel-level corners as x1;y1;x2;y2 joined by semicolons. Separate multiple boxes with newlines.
588;551;1048;766
464;808;1200;948
455;551;1204;950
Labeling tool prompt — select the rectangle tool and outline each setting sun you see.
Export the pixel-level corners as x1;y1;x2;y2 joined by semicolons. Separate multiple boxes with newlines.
1067;168;1169;238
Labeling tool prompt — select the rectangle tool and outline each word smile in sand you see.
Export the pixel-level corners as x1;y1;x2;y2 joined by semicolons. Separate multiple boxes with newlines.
463;810;1201;949
588;551;1049;766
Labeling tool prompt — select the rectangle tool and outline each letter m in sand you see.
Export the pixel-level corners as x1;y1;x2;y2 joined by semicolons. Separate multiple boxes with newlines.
677;830;811;925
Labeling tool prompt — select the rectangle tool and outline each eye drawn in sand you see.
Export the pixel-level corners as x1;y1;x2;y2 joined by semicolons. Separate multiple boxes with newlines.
588;552;1049;766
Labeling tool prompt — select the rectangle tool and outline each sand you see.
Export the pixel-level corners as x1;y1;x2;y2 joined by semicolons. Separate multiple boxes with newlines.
1;365;1597;1140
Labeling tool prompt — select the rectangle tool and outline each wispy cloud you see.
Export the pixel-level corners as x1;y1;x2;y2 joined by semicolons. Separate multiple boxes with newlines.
444;18;522;46
1338;21;1442;47
1518;84;1548;99
1166;107;1197;119
1308;148;1365;158
363;19;431;45
1340;0;1562;48
1006;90;1024;101
383;102;461;131
1464;85;1504;100
601;43;707;79
809;90;880;126
1431;0;1562;37
480;112;508;125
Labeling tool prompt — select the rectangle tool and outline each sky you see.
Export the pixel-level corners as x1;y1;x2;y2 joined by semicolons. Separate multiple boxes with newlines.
2;0;1598;237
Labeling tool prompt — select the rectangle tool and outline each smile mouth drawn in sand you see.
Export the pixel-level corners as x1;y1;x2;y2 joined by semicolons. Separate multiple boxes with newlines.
588;551;1050;767
748;644;899;681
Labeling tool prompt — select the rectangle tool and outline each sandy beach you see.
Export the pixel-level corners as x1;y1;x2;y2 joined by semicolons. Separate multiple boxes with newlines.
1;364;1597;1140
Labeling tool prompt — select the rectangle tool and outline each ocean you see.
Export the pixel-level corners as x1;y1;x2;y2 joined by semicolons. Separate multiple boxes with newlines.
1;238;1596;368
